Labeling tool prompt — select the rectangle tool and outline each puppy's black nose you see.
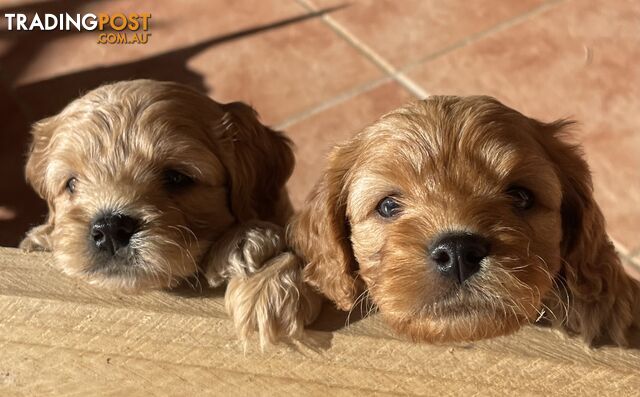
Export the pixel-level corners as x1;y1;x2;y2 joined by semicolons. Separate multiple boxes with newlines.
429;233;490;283
90;214;139;255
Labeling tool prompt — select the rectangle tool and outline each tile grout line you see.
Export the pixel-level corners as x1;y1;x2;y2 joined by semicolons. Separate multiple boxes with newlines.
614;244;640;273
274;76;394;130
624;256;640;278
290;0;568;124
630;253;640;269
295;0;566;100
611;237;631;257
400;0;566;74
294;0;429;99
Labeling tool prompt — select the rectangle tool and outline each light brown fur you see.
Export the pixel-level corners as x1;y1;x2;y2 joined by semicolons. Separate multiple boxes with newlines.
289;96;640;346
21;79;304;343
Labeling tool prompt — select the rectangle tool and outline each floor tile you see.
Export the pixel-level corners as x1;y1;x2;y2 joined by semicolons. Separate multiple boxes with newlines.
5;0;382;125
308;0;548;68
5;0;304;87
285;81;415;207
584;132;640;252
406;0;640;134
405;0;640;251
189;13;384;125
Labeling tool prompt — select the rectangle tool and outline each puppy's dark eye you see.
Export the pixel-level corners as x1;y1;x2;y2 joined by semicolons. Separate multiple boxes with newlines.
66;177;77;194
507;186;534;210
163;169;194;191
377;196;401;218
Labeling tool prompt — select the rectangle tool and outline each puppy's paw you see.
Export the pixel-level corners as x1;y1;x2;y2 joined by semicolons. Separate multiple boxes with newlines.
228;223;286;276
225;252;322;347
205;221;286;287
20;224;53;252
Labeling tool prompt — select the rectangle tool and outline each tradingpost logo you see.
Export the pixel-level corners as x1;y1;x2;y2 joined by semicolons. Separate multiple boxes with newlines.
3;12;152;45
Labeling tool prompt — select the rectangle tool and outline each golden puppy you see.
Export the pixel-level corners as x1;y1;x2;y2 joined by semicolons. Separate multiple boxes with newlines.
21;80;308;343
289;96;639;347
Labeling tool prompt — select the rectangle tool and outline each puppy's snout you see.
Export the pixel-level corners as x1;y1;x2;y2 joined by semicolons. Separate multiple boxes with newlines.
430;233;490;283
90;213;139;256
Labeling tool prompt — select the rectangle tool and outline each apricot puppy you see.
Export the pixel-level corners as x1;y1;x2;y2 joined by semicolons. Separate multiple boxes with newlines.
21;80;308;343
289;96;639;346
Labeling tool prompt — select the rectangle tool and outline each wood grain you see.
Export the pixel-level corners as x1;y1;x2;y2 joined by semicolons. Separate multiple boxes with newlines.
0;247;638;396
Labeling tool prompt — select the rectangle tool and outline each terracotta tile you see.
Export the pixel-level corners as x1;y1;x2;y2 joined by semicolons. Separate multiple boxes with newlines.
309;0;548;68
7;0;305;86
285;81;414;208
406;0;640;251
189;17;384;125
5;0;310;122
406;0;640;136
584;132;640;252
5;0;381;125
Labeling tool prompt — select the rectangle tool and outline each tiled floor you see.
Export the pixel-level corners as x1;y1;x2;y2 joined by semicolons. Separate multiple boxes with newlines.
0;0;638;275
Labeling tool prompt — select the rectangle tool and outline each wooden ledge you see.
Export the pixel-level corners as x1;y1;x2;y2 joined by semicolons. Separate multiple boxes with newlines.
0;247;638;396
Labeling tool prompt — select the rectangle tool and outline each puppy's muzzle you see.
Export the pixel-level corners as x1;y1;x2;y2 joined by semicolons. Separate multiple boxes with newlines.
429;233;491;283
90;213;139;256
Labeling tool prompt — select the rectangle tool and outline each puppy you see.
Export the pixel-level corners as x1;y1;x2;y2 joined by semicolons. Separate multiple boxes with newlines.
21;80;308;343
288;96;639;347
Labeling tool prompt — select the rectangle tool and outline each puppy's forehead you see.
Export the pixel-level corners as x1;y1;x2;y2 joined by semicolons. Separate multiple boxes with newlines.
50;93;226;181
59;106;206;155
353;97;549;179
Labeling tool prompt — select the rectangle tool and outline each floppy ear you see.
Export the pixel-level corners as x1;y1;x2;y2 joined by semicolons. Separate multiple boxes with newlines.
25;117;57;200
218;102;294;224
537;120;639;346
288;139;364;311
20;117;58;251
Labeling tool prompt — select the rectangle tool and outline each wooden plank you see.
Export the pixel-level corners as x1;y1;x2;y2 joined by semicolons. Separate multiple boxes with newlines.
0;247;638;396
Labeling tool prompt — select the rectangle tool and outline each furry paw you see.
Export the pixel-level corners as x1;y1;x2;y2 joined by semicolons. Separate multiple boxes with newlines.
225;252;322;347
227;223;286;276
20;223;53;252
205;221;286;287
